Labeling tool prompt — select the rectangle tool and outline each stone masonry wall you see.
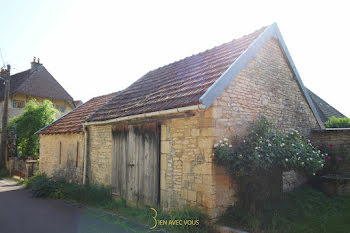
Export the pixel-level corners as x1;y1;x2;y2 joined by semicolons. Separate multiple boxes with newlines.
160;109;222;217
39;133;84;183
210;38;320;217
86;124;113;185
312;129;350;175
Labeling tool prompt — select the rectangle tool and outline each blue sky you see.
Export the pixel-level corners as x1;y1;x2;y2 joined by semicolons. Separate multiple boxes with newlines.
0;0;349;116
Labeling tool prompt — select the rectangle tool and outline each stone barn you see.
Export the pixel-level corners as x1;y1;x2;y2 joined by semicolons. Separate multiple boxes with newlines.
38;23;343;217
37;92;118;183
81;23;325;217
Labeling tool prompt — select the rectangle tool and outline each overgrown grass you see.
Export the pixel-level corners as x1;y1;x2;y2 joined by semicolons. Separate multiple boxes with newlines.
24;174;212;233
217;185;350;233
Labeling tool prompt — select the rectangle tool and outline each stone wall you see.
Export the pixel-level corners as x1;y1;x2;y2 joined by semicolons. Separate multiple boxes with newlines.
160;109;223;217
39;133;84;183
86;125;113;185
8;157;38;178
311;129;350;175
282;171;307;192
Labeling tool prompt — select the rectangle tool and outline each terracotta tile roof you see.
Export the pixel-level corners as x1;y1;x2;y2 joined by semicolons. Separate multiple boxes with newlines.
38;92;118;135
0;66;73;101
87;27;267;122
306;88;346;122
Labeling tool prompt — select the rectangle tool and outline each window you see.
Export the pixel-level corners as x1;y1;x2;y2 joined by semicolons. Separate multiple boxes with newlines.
55;105;66;113
13;100;25;108
76;142;79;167
59;142;62;164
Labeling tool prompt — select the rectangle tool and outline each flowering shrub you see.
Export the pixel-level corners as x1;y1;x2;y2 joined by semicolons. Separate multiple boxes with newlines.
319;143;343;174
214;117;325;177
213;116;326;213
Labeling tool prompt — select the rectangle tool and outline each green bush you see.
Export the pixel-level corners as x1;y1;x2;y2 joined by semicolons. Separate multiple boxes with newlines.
27;174;112;205
27;173;58;198
213;116;326;213
325;116;350;128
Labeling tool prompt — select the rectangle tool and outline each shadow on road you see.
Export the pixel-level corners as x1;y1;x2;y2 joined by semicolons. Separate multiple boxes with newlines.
0;179;155;233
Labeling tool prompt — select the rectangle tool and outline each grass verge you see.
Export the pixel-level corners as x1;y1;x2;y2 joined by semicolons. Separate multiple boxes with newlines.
217;185;350;233
22;174;212;233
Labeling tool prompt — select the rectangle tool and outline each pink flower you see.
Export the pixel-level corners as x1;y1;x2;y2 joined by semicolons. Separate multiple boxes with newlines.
338;157;343;162
329;144;333;148
326;156;331;161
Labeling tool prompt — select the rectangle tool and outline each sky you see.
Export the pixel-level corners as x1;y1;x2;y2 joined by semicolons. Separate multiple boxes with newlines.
0;0;349;116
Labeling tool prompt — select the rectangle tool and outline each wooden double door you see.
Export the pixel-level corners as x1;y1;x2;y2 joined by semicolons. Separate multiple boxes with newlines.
112;123;160;206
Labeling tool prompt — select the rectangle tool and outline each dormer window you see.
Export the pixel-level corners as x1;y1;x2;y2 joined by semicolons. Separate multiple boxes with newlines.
55;105;66;113
13;100;25;108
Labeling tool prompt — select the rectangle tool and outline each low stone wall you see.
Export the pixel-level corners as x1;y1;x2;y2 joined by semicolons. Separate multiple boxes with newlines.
8;157;39;178
282;171;306;192
311;128;350;176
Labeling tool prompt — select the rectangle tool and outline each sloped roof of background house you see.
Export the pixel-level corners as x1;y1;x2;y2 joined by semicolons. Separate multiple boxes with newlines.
87;26;267;122
306;88;346;122
74;100;83;107
0;66;73;101
37;92;118;135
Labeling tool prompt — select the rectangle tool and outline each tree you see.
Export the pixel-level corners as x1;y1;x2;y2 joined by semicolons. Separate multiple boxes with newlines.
8;99;58;158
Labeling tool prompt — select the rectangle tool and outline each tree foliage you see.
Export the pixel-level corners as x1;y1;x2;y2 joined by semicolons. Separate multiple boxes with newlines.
8;99;58;158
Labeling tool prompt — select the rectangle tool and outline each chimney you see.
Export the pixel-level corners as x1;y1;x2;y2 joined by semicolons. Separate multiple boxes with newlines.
31;57;42;71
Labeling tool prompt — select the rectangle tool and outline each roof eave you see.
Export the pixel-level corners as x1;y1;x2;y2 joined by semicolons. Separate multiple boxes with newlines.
199;23;325;129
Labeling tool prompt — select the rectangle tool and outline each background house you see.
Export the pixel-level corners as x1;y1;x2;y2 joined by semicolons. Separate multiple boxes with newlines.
306;88;346;123
0;59;76;126
37;92;118;183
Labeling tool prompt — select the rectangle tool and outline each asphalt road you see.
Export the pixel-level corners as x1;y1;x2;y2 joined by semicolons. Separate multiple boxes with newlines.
0;179;153;233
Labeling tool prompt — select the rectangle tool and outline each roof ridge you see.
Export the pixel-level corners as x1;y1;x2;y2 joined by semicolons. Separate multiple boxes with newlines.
14;66;43;94
86;24;271;122
142;26;267;76
10;69;30;77
16;66;74;101
91;91;120;100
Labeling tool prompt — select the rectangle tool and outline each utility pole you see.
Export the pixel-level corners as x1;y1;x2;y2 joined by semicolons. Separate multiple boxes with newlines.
0;65;10;169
